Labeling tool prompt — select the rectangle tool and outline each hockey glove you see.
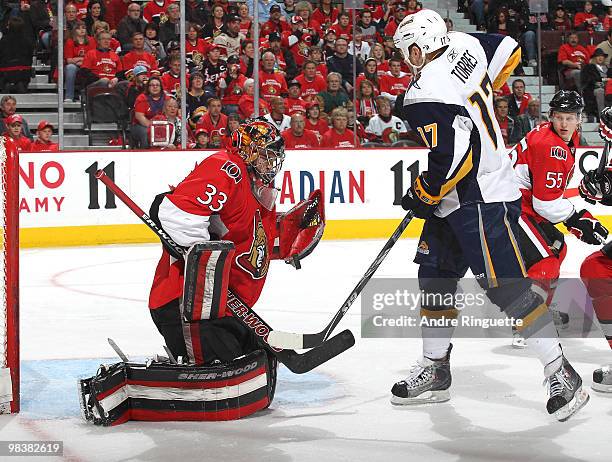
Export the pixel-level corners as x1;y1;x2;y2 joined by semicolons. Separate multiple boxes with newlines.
599;107;612;143
564;209;609;245
579;169;612;205
400;174;440;219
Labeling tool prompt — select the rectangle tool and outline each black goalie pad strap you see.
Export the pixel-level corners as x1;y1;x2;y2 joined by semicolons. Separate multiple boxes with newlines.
182;241;235;321
79;350;274;426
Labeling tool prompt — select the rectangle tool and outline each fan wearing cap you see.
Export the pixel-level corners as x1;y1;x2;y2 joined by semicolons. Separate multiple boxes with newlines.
122;31;159;76
2;114;31;152
126;65;149;111
383;4;408;37
190;126;210;149
30;120;59;152
281;14;321;68
262;4;291;38
582;48;611;121
295;60;327;102
266;32;298;80
201;44;228;99
214;14;246;58
219;55;247;114
285;80;307;115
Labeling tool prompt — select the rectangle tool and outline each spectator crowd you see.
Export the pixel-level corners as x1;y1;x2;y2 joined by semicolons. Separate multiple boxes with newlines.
2;0;612;150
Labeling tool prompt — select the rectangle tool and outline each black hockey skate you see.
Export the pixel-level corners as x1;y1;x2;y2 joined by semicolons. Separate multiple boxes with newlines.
592;365;612;393
545;356;589;422
391;345;452;405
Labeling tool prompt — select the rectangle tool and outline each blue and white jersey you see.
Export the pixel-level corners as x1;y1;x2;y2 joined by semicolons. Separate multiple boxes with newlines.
399;32;523;217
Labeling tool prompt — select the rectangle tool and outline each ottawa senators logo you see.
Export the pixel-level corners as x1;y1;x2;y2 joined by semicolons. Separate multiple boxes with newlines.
550;146;568;161
236;210;269;279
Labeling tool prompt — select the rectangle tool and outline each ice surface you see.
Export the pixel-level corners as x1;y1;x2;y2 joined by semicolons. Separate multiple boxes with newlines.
1;239;611;462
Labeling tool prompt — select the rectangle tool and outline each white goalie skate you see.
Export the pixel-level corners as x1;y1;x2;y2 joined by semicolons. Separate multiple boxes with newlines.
592;365;612;393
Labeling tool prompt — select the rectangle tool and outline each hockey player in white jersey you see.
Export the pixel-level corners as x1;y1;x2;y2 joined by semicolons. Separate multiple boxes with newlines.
391;10;588;421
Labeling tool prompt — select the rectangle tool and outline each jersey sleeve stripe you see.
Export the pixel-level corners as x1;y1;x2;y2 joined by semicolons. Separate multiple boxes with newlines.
440;147;474;197
492;45;521;91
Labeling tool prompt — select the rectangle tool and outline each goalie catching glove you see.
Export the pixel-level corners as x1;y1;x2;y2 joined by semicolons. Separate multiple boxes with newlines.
564;209;609;245
273;189;325;269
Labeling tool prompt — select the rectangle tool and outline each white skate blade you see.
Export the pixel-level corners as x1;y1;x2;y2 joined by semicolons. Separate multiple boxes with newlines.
390;389;450;406
553;387;589;422
591;382;612;393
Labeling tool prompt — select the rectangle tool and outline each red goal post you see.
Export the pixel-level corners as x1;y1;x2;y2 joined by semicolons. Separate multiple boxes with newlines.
1;136;19;414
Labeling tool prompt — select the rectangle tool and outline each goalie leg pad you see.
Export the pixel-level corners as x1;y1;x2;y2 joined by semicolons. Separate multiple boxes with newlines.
79;349;277;426
182;241;235;321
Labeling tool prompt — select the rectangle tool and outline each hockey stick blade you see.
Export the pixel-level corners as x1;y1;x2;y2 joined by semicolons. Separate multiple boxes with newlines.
96;171;355;373
268;211;414;349
278;329;355;374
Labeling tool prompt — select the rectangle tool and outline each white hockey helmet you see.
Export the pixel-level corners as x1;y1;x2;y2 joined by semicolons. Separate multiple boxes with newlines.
393;9;448;69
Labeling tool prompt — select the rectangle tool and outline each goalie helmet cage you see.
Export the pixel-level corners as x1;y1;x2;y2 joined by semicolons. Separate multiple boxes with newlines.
0;136;19;414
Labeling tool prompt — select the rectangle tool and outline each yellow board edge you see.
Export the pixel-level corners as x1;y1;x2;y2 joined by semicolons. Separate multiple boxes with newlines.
18;216;612;248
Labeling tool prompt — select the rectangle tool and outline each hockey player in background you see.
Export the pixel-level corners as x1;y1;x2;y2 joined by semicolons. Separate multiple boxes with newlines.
391;10;589;421
509;91;608;348
579;107;612;393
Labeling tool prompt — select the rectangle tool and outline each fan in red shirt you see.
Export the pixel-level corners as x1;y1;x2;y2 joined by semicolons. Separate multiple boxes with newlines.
308;47;328;79
281;15;320;69
219;55;247;111
238;78;271;119
383;5;408;37
161;56;189;98
186;23;210;70
379;57;411;104
122;32;159;76
73;0;89;20
259;51;288;101
261;4;291;37
282;113;320;149
29;120;59;152
574;1;599;30
81;31;123;84
304;101;328;140
285;80;307;115
558;32;589;89
198;98;228;148
143;0;170;23
312;0;338;31
322;107;360;148
3;114;31;152
295;60;327;102
329;11;352;41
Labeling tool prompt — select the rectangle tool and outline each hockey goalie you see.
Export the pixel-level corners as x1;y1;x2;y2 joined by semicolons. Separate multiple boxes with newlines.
79;120;325;425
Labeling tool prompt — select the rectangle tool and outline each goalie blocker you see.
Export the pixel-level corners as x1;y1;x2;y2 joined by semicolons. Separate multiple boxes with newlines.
79;349;276;425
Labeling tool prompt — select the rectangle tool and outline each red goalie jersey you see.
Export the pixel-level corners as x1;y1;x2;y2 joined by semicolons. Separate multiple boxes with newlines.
510;122;579;224
149;150;278;311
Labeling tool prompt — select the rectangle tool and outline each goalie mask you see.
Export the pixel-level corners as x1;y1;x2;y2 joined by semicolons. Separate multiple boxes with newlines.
230;120;286;185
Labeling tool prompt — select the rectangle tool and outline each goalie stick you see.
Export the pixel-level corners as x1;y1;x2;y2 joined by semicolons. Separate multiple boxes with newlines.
95;170;354;374
268;210;415;349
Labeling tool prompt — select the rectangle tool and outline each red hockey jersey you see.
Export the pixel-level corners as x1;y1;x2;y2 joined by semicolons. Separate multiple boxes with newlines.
510;122;579;224
149;151;278;310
